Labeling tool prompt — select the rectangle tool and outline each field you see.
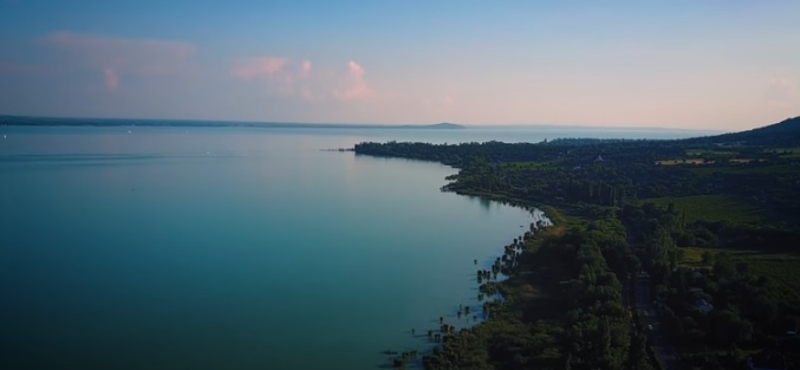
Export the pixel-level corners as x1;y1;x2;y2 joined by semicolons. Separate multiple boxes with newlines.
640;194;763;223
690;164;798;176
680;247;800;307
655;158;708;166
764;147;800;159
686;148;737;156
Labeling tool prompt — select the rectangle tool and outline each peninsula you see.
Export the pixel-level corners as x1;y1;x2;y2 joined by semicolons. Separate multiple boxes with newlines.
356;116;800;370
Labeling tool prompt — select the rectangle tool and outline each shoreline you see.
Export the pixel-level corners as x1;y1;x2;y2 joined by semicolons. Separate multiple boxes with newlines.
381;181;553;369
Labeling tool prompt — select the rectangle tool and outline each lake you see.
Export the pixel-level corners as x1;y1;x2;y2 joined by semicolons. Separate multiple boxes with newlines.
0;125;709;369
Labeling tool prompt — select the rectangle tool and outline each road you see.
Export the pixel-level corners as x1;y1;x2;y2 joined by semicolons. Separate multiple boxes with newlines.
635;273;682;370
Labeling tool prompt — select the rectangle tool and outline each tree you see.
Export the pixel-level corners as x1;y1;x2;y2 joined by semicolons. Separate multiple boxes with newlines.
701;250;715;265
713;253;736;279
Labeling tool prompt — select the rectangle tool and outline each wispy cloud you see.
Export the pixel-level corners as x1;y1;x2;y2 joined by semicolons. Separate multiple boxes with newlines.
336;61;371;101
232;57;373;102
231;57;289;79
231;56;303;98
103;67;119;91
44;31;196;91
301;60;312;78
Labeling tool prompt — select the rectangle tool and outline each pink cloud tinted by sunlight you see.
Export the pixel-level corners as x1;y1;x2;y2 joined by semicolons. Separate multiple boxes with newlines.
337;61;371;101
232;58;373;102
2;2;798;130
301;60;312;78
231;57;290;79
103;68;119;91
347;61;363;78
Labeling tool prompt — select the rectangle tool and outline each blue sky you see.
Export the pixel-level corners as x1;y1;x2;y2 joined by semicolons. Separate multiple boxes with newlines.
0;0;798;129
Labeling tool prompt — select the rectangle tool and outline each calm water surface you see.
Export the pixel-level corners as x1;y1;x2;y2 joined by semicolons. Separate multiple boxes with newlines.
0;126;705;369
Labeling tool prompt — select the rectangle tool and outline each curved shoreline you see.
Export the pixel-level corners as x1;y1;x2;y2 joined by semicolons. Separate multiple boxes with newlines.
380;184;553;369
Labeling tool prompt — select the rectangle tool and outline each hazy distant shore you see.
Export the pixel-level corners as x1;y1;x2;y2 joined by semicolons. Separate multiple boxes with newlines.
0;115;464;130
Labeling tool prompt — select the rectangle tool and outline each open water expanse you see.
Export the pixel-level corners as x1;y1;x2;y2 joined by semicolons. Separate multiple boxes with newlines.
0;125;714;369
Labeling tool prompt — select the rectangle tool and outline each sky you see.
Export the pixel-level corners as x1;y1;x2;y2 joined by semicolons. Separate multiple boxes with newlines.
0;1;798;130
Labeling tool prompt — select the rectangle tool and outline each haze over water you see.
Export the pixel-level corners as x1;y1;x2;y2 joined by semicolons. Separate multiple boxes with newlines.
1;125;706;369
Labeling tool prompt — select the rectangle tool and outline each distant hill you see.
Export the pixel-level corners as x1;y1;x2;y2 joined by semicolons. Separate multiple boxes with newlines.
685;116;800;145
0;115;465;130
429;122;464;129
401;122;464;129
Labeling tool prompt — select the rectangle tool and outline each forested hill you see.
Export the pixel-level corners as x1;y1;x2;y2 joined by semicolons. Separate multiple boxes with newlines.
684;116;800;145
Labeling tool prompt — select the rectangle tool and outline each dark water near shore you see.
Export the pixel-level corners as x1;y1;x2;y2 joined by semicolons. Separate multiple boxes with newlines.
0;125;707;369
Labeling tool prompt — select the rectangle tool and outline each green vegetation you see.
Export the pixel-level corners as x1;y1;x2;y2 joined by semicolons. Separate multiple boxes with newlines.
680;247;800;308
359;115;800;370
689;163;796;176
423;213;640;370
765;147;800;159
641;195;763;223
686;148;736;156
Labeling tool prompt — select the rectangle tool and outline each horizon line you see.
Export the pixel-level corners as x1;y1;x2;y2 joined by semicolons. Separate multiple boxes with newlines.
0;112;777;133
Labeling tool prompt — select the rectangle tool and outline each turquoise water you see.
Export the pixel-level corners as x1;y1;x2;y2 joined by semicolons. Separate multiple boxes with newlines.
0;125;704;369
